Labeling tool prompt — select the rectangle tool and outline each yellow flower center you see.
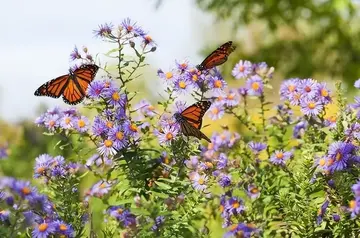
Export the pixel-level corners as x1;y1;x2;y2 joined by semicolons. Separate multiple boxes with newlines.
208;143;214;150
104;140;113;148
192;74;198;82
349;200;356;209
116;131;124;140
165;72;173;79
305;86;311;92
145;35;152;42
179;81;186;89
251;187;259;194
232;201;240;208
239;65;245;72
336;152;342;161
220;204;224;213
37;167;45;174
49;121;55;127
112;92;120;101
288;85;295;92
164;156;170;164
59;224;68;231
64;117;71;125
78;120;85;128
321;88;329;97
252;82;260;90
308;102;315;109
22;187;31;195
276;152;284;159
319;158;326;166
181;63;187;68
198;178;205;185
126;26;133;31
327;158;334;166
38;223;48;232
106;121;113;128
117;208;124;214
148;105;155;111
227;94;235;100
166;132;173;140
211;108;219;115
214;80;222;88
230;224;238;231
205;162;213;168
100;183;106;188
130;124;138;132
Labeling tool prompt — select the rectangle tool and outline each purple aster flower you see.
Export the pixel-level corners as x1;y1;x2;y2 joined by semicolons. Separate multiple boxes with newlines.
141;34;156;48
351;96;360;109
208;75;227;95
92;116;108;136
115;105;127;120
224;223;259;238
44;114;60;131
151;216;165;232
208;101;225;120
288;91;302;106
216;153;228;169
175;59;191;72
247;184;260;199
104;88;127;107
70;46;81;61
327;142;356;172
54;220;74;237
108;125;128;150
0;145;8;160
0;210;10;222
191;172;208;191
87;81;106;99
85;154;113;168
157;68;177;84
349;198;360;217
97;138;117;157
279;78;300;101
224;89;240;107
355;79;360;89
12;180;35;198
121;17;144;36
270;150;293;166
232;60;252;79
298;78;318;99
218;174;231;187
248;142;267;155
293;121;308;138
345;122;360;140
300;98;323;116
123;120;139;136
324;115;337;128
173;76;193;94
225;197;245;215
333;214;340;222
317;200;330;224
34;154;53;178
59;114;75;130
317;82;332;104
246;75;263;96
238;87;248;97
135;99;157;117
86;180;113;198
32;221;56;238
157;125;179;144
35;114;46;126
352;180;360;197
185;156;199;169
93;23;113;38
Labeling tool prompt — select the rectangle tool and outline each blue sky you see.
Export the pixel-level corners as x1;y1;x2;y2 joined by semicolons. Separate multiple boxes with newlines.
0;0;229;121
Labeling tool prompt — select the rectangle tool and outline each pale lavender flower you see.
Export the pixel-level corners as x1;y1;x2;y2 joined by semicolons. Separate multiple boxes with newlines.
232;60;252;79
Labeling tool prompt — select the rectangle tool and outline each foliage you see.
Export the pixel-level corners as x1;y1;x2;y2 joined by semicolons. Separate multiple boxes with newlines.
1;18;360;238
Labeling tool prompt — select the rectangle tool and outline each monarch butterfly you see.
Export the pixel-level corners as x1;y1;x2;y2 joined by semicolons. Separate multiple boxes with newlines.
34;64;99;105
174;101;212;142
196;41;236;71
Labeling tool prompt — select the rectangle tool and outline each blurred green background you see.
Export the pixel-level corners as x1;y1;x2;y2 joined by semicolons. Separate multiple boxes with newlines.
1;0;360;236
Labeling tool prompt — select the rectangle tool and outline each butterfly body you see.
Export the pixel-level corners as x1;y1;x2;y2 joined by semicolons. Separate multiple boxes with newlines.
174;101;211;142
196;41;236;71
34;64;99;105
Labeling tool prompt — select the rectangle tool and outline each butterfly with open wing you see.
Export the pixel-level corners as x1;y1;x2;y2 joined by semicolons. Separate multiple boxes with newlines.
173;101;212;143
34;64;99;105
196;41;236;71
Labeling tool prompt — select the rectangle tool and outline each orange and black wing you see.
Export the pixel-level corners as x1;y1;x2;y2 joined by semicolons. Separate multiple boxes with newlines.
180;120;211;143
180;101;211;129
62;64;99;105
196;41;236;71
34;74;70;99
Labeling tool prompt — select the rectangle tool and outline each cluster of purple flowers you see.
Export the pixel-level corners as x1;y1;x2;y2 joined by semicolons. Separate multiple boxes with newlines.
0;143;8;159
33;154;80;181
317;142;360;173
224;222;259;238
349;181;360;217
219;195;246;228
0;177;74;237
93;18;156;49
35;107;90;133
69;46;94;62
280;78;332;116
107;206;137;228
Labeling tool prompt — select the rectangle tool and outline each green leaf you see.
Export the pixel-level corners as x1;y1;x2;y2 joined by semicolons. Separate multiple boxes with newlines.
154;181;172;190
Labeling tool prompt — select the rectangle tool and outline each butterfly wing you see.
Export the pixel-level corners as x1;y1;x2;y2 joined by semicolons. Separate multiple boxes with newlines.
196;41;236;71
180;101;211;129
180;120;211;143
34;74;70;99
62;64;99;105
